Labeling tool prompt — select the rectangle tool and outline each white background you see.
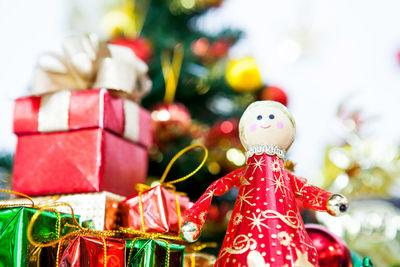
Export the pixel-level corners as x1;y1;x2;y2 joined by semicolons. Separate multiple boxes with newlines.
1;0;399;184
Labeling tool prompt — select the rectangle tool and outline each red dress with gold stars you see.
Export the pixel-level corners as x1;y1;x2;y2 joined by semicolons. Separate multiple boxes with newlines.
184;149;334;267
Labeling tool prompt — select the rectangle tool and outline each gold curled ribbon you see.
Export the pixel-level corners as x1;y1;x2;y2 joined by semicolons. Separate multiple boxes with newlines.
27;203;118;267
159;144;208;186
27;201;184;267
0;190;67;266
175;195;182;231
161;44;184;103
0;191;82;266
134;144;208;233
32;33;151;102
0;189;35;208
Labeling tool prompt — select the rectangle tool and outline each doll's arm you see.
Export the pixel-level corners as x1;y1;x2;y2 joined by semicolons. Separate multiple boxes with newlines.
287;172;348;216
180;167;246;242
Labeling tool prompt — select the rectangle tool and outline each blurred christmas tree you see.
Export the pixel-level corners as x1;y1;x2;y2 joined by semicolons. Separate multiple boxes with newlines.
101;0;288;249
0;152;13;199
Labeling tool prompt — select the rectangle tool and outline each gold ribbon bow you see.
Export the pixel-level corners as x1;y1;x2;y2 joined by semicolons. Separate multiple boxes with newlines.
134;144;208;233
0;189;110;267
0;189;35;208
0;189;81;267
27;202;119;267
161;44;184;103
32;33;152;102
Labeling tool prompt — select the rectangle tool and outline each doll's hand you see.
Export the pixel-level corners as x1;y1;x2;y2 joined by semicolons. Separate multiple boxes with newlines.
326;194;349;216
180;221;200;243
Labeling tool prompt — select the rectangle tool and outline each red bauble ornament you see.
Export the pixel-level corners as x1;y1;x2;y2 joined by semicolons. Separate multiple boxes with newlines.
260;86;288;106
151;102;191;145
397;49;400;66
191;38;210;57
306;224;352;267
192;37;233;63
110;37;153;63
206;119;241;148
205;119;245;174
210;39;230;58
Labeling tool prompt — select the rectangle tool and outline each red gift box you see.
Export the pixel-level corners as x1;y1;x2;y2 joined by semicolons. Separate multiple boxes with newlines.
60;236;125;267
119;185;193;234
13;89;151;148
13;89;152;196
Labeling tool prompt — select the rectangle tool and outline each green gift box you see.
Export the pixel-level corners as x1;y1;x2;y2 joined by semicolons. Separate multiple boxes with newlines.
0;206;79;267
126;239;185;267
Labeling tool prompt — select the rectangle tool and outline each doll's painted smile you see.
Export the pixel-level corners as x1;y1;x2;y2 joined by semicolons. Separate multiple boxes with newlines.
260;125;271;129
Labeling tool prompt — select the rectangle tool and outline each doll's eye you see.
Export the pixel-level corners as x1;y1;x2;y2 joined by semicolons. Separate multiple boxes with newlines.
269;114;275;119
257;115;263;120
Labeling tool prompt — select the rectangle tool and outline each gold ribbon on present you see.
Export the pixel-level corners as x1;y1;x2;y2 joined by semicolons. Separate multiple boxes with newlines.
134;144;208;233
27;202;118;267
0;189;35;208
0;190;80;267
32;33;152;103
27;208;183;267
161;44;184;103
120;228;184;267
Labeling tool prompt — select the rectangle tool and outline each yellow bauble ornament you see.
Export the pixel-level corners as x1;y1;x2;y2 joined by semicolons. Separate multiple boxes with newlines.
225;56;263;92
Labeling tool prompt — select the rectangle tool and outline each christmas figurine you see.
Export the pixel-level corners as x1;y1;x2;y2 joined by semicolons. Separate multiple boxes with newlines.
181;101;349;267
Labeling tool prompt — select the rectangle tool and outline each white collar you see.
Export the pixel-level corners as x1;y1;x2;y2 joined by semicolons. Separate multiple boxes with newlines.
245;144;286;160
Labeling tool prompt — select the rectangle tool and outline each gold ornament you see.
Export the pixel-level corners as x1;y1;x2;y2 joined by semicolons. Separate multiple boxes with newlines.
225;57;263;93
321;103;400;199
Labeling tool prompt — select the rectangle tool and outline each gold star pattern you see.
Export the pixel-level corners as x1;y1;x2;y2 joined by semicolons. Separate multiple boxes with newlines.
199;188;215;204
310;191;323;206
246;212;270;232
238;188;256;209
292;177;306;196
277;231;292;246
250;157;265;174
294;248;315;267
233;213;243;225
199;211;207;223
271;158;281;172
240;176;251;186
268;173;290;194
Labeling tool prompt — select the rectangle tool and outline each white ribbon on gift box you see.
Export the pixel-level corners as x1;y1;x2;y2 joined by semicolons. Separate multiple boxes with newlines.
32;33;152;103
38;89;140;143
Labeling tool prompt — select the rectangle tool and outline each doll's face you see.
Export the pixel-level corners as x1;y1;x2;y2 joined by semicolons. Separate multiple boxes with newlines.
239;102;295;150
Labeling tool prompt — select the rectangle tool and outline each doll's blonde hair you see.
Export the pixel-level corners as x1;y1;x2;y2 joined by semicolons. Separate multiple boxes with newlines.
238;101;296;151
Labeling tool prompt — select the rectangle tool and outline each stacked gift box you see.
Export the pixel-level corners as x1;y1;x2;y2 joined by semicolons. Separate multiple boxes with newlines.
0;34;212;266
